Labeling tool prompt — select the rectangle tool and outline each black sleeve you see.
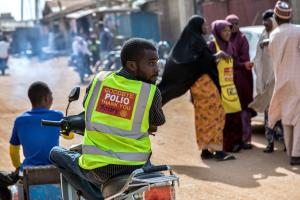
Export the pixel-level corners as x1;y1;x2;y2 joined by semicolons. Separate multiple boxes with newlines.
149;88;166;126
82;82;92;107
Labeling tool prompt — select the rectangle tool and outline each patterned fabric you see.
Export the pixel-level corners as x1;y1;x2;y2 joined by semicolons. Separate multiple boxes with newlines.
264;111;284;143
190;74;225;151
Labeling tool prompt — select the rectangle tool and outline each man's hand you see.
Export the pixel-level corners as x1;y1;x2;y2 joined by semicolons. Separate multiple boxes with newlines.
245;62;254;70
148;125;157;135
259;39;269;49
215;51;232;62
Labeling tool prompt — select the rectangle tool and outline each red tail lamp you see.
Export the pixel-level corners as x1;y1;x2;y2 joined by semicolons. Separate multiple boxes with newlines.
143;185;175;200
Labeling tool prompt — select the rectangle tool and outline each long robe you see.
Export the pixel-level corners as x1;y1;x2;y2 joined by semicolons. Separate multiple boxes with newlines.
249;30;275;113
268;23;300;157
230;31;254;113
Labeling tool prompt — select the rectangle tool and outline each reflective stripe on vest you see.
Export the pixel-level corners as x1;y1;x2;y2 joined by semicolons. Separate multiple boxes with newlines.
82;145;150;162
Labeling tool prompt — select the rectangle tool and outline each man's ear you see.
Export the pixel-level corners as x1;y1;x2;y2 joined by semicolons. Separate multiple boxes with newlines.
126;61;137;73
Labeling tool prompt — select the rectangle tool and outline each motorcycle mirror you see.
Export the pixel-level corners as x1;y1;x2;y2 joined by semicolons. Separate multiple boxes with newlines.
68;87;80;102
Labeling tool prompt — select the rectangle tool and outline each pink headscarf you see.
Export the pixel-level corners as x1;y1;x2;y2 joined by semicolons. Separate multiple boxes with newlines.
225;14;250;63
225;14;239;23
211;20;234;56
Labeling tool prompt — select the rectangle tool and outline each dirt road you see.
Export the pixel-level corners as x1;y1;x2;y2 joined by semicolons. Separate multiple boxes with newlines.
1;57;299;200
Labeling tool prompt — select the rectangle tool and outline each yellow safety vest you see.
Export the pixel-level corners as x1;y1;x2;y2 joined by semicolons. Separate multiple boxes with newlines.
213;39;241;114
79;71;156;170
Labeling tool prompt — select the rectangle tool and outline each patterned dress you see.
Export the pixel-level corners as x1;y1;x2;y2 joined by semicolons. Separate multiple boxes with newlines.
190;74;225;151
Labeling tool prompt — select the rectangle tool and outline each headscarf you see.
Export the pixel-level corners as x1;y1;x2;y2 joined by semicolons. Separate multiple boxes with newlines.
158;15;219;105
211;20;234;55
170;15;208;64
225;15;248;59
225;14;239;23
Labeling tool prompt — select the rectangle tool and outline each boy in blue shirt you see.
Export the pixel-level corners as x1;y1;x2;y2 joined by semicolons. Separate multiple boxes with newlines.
9;81;72;171
0;81;73;198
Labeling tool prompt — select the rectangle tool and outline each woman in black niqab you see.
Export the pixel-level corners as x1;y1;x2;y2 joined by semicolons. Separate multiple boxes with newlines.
158;15;219;105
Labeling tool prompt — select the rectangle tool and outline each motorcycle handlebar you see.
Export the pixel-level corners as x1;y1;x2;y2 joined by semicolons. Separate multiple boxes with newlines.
41;120;62;127
142;165;169;173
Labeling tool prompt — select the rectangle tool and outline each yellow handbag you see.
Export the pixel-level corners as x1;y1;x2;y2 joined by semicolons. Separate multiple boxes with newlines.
213;39;241;114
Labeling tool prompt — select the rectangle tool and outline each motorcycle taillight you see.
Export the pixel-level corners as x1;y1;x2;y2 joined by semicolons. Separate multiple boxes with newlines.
143;186;175;200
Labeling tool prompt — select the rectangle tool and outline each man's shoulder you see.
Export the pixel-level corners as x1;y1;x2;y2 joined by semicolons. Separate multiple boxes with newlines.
291;24;300;33
15;110;33;121
15;109;63;121
47;109;64;117
270;27;281;39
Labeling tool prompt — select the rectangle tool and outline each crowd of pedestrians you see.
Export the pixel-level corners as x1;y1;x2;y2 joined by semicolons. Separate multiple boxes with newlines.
159;0;300;165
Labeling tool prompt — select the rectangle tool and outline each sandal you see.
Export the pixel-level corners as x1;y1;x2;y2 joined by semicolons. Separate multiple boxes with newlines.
214;151;236;161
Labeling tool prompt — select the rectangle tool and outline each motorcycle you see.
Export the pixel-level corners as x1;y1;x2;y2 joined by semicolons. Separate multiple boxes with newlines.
94;48;122;73
41;87;179;200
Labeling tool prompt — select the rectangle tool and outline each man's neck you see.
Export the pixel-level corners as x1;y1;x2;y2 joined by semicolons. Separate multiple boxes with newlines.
32;106;48;110
122;68;138;79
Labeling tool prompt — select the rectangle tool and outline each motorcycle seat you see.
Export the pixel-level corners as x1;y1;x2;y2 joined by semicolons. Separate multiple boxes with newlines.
102;172;163;198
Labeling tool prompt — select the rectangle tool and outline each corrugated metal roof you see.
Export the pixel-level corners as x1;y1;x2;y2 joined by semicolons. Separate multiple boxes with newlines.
42;0;146;21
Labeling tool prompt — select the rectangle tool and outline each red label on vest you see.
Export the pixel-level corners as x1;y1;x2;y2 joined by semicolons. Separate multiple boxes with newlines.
96;86;137;119
224;67;233;81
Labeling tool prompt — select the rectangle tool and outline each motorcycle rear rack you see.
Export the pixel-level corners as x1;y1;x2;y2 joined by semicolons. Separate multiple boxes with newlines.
132;174;179;184
105;166;179;200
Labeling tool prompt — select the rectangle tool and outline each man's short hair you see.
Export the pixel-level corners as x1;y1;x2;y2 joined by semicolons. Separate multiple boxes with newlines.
120;38;157;67
28;81;51;106
262;9;274;21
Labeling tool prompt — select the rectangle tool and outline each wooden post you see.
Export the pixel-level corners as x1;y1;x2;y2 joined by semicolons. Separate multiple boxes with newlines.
21;0;24;21
35;0;39;21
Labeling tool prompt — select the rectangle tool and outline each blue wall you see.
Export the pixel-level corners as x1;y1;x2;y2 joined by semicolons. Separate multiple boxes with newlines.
117;11;160;42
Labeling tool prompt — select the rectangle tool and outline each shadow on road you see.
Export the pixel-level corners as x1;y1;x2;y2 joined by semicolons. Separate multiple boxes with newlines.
172;155;299;188
172;128;300;188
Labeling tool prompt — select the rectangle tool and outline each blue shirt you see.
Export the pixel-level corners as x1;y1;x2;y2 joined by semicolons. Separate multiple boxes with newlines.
9;108;63;170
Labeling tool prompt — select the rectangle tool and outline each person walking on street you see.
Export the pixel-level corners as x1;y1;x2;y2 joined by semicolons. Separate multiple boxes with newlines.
99;23;114;60
268;1;300;165
249;10;284;153
208;20;243;153
50;38;165;200
0;35;10;75
226;14;256;150
71;36;92;83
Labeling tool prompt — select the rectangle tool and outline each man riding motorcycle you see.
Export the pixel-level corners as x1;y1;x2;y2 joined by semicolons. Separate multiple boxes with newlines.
50;38;165;200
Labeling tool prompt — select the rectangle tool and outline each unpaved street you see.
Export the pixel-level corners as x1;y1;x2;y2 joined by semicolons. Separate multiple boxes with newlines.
1;57;300;200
